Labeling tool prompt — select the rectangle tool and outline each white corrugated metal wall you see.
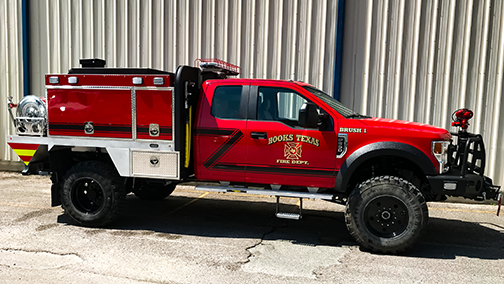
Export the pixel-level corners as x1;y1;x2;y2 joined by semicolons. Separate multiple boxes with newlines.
0;0;23;162
29;0;338;94
341;0;504;186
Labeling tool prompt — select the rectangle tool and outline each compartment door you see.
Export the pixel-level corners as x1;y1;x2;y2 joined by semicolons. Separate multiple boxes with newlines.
135;89;174;140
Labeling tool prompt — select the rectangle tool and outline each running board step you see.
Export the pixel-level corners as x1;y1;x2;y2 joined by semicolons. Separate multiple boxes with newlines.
276;196;303;220
276;212;301;220
193;185;333;200
192;185;334;220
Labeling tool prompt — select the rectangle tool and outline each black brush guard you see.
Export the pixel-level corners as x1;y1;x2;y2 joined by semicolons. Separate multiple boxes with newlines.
427;131;500;201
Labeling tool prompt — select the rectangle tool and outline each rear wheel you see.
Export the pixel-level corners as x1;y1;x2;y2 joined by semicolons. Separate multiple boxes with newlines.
61;161;126;227
133;179;176;201
345;176;428;254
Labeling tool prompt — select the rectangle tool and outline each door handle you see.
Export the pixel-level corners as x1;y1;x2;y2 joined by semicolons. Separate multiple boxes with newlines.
250;132;267;139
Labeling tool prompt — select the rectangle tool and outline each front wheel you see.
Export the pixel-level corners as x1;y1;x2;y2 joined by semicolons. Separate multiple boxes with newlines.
345;176;428;254
61;161;126;227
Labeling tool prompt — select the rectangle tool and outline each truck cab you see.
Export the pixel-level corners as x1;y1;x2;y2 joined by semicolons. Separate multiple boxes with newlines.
193;78;449;197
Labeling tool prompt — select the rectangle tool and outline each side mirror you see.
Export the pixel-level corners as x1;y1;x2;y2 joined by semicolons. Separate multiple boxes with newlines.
299;102;318;128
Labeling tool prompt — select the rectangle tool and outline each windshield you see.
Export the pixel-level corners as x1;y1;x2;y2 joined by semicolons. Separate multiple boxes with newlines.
303;86;359;118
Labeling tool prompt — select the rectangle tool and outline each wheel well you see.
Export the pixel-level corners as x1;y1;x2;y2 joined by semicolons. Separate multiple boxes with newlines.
49;147;118;207
346;155;430;197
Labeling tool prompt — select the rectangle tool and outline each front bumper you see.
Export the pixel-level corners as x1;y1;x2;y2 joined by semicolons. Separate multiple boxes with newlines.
427;130;501;201
427;172;500;200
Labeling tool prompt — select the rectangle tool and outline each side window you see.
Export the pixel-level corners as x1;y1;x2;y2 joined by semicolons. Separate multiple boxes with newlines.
211;86;243;119
277;91;307;121
257;91;276;120
256;87;333;130
257;87;310;126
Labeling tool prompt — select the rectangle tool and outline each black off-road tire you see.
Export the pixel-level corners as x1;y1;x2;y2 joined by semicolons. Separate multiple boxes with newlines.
345;176;428;254
133;179;176;201
61;161;126;227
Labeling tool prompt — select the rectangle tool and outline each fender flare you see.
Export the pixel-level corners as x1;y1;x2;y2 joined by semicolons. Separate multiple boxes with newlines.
334;142;437;192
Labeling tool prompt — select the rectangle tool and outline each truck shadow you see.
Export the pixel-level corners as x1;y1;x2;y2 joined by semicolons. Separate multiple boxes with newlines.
57;194;504;260
58;194;354;247
409;218;504;260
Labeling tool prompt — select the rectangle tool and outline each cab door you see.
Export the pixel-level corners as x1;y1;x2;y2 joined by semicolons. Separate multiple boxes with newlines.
245;85;338;188
194;82;249;183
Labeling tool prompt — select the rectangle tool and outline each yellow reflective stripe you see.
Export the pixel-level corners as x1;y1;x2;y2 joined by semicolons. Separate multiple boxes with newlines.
23;161;29;165
184;106;192;168
13;149;37;156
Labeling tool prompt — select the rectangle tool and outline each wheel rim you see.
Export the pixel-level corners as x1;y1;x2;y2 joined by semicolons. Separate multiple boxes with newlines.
364;195;409;238
71;178;105;214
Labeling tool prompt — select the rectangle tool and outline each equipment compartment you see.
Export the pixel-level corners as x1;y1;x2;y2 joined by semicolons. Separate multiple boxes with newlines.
135;89;174;141
131;150;179;179
47;88;132;138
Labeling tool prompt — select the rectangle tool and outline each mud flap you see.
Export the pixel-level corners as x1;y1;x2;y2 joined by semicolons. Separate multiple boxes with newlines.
50;172;62;207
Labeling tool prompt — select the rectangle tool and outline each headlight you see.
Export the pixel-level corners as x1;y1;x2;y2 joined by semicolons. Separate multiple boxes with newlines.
432;141;450;174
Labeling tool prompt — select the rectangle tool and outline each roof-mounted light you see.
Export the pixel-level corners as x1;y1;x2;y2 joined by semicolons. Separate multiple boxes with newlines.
194;58;240;76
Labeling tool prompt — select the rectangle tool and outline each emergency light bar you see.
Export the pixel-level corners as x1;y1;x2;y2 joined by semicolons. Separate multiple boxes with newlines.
195;58;240;76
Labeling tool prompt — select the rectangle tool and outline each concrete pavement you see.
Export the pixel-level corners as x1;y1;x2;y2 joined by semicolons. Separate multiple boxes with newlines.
0;172;503;283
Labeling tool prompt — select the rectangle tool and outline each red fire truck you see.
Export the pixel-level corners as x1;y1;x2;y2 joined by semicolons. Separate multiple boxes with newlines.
6;58;501;253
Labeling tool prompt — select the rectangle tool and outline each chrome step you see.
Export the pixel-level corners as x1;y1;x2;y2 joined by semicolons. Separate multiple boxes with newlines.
193;185;333;200
192;185;333;220
276;196;303;220
276;212;301;220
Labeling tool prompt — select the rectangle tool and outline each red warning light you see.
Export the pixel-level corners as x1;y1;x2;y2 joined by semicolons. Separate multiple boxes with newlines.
451;109;473;130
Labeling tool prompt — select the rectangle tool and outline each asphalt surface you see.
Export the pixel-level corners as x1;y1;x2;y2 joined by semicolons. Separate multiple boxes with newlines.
0;172;503;283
